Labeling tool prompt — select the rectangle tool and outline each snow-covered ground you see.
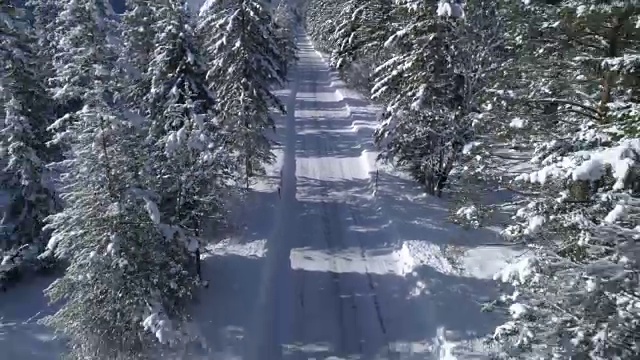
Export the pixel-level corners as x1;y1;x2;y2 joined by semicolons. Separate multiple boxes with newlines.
0;32;524;360
0;276;63;359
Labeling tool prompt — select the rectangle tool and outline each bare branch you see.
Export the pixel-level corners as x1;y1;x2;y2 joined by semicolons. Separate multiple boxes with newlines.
530;98;600;115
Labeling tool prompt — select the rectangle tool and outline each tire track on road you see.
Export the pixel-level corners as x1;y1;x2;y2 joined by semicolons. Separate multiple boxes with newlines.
312;101;349;354
312;69;367;357
347;206;396;359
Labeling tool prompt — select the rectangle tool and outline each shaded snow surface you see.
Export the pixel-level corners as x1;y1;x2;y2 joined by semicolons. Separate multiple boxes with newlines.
0;32;523;360
0;276;63;359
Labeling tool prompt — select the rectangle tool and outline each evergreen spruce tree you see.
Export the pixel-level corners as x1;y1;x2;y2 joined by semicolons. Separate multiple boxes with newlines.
26;0;73;163
47;0;121;147
0;3;58;254
478;1;640;358
305;0;395;93
328;0;394;72
273;0;298;79
305;0;343;52
41;1;200;357
199;0;286;189
26;0;62;82
144;0;236;276
43;104;199;359
372;0;506;196
121;0;160;113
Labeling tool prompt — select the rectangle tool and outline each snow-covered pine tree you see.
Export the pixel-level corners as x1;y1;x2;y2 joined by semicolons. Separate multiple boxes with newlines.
121;0;160;113
328;0;394;72
199;0;285;189
326;0;360;69
305;0;396;93
26;0;62;84
41;0;200;357
47;0;121;148
0;3;58;253
372;0;507;196
26;0;73;164
471;1;640;358
144;0;236;262
42;106;200;358
324;0;395;93
305;0;342;52
273;0;298;78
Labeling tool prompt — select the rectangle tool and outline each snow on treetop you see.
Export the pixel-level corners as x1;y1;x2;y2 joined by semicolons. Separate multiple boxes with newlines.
436;0;465;19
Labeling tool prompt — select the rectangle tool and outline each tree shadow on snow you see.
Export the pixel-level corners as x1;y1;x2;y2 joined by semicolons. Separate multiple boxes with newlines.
374;171;512;249
0;275;65;359
294;174;504;250
229;189;279;244
190;189;278;358
189;252;265;357
279;266;501;360
294;118;366;160
268;183;502;359
229;168;503;359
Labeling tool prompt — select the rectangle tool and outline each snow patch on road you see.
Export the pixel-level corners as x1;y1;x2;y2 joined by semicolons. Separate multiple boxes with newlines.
205;238;267;259
403;240;457;275
290;243;417;277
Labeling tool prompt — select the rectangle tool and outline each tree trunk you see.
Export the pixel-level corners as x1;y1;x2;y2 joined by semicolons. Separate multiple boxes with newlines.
245;157;251;190
435;173;448;197
435;153;457;197
195;247;201;280
598;12;628;121
424;171;437;195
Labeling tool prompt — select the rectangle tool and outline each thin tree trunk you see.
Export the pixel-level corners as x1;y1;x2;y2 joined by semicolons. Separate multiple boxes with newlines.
598;12;629;121
195;247;201;279
436;145;461;197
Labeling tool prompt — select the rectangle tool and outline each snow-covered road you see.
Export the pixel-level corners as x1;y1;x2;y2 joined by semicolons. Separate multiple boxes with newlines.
247;36;417;360
194;33;516;360
0;32;521;360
